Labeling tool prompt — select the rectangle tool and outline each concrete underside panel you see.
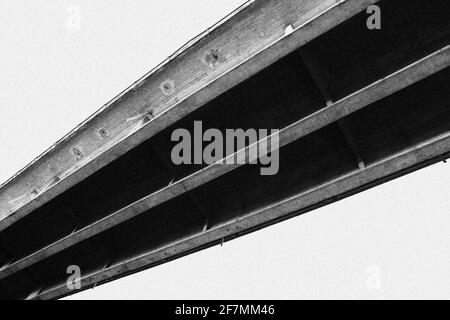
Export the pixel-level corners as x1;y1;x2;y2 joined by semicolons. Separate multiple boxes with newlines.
0;0;449;299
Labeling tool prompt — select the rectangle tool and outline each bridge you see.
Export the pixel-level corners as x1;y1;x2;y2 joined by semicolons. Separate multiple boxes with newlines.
0;0;449;299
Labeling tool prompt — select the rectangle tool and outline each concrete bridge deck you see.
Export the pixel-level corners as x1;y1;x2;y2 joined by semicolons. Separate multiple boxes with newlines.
0;0;449;299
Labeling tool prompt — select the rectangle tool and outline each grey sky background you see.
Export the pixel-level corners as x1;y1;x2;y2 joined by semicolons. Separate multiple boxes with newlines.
0;1;448;299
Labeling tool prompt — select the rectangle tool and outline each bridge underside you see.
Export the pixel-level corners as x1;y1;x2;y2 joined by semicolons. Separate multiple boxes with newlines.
0;0;449;299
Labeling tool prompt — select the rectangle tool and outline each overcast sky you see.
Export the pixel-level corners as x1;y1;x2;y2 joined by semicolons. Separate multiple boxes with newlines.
0;1;448;299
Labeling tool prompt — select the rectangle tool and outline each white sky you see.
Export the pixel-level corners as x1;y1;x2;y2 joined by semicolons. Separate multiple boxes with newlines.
0;1;448;300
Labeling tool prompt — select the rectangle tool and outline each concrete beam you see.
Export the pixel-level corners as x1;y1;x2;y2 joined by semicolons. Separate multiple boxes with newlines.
2;45;448;282
0;0;380;231
34;131;450;300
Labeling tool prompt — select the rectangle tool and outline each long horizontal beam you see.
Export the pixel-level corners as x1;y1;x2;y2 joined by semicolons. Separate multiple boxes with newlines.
2;46;448;282
34;131;450;300
0;0;380;231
